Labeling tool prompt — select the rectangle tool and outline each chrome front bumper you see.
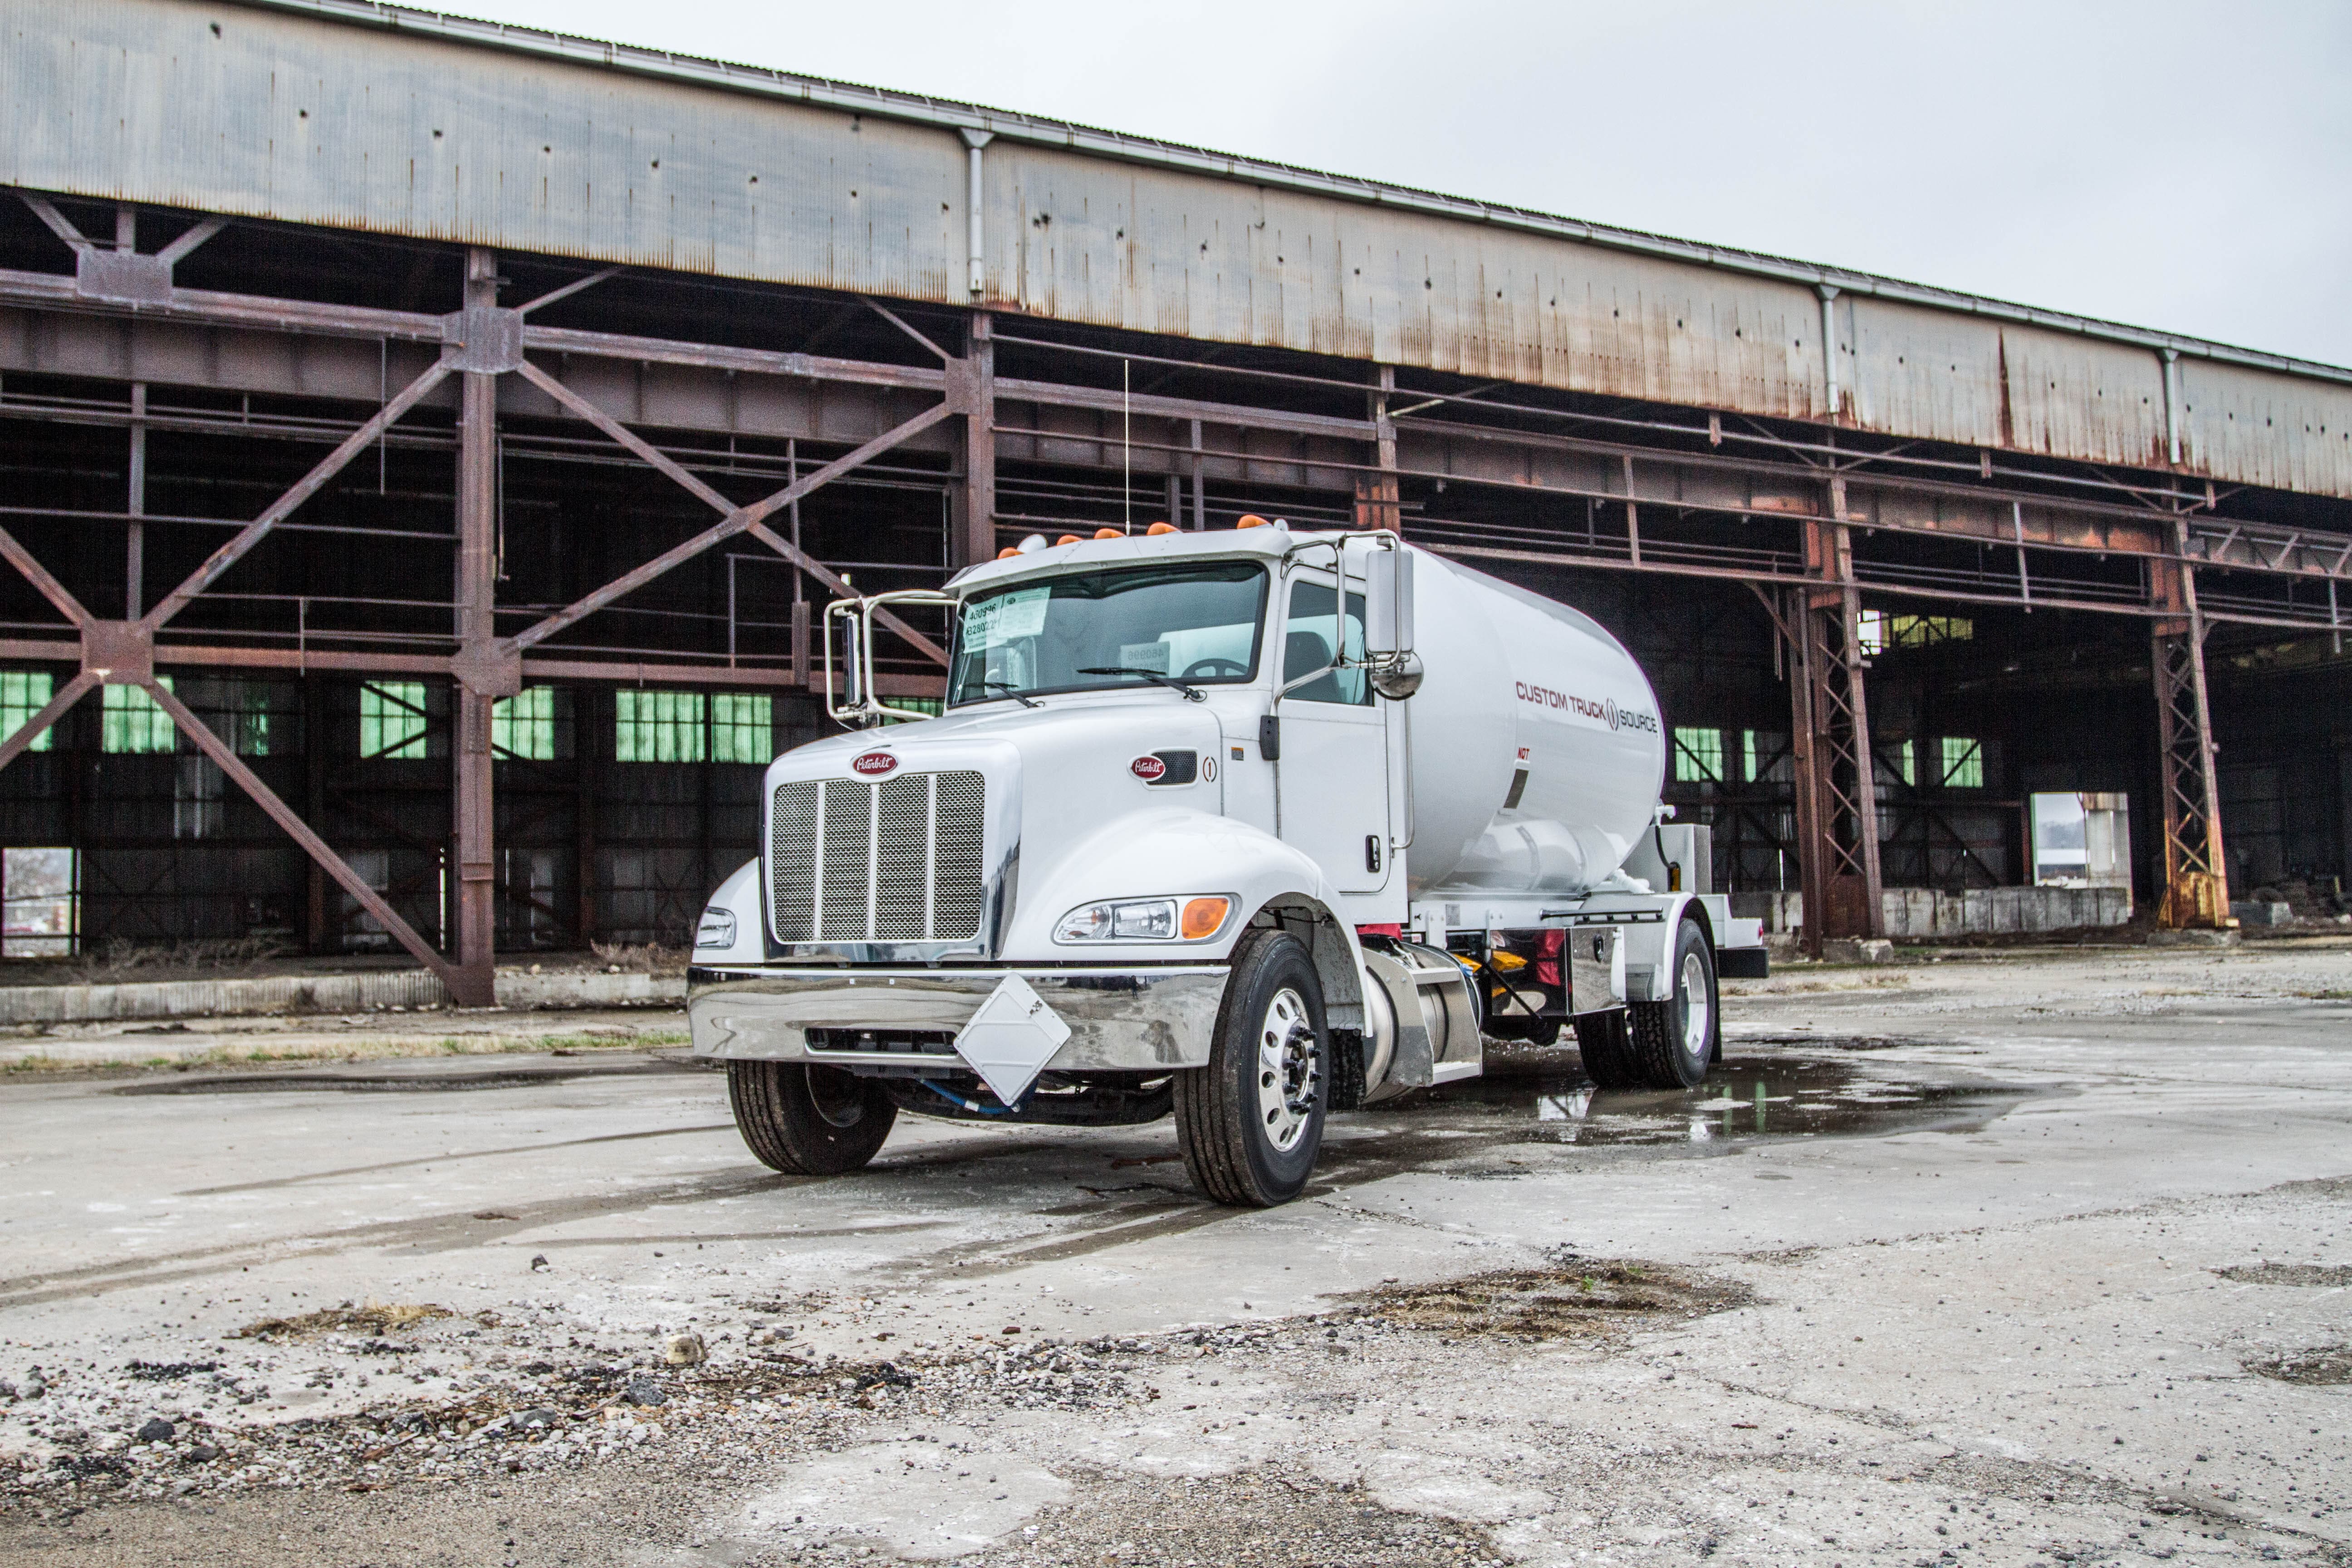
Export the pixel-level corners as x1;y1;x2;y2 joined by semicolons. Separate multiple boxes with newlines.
687;965;1229;1073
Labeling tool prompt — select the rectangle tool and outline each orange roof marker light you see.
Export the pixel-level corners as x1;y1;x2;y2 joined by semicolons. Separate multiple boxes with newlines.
1146;521;1178;536
1093;527;1122;539
1235;514;1272;529
996;546;1021;559
1055;534;1083;545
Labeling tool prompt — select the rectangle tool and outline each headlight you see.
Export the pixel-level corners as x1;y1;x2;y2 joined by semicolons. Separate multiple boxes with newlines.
695;908;737;951
1053;896;1232;943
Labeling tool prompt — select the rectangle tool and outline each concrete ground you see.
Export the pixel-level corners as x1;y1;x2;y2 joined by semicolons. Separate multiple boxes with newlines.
0;941;2347;1567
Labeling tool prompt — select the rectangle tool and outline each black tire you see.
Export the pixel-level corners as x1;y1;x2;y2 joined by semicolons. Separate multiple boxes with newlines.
728;1061;897;1175
1174;927;1328;1207
1573;1009;1644;1089
1624;917;1719;1090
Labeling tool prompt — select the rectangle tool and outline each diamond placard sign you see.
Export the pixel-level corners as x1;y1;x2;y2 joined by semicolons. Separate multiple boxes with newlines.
953;974;1073;1106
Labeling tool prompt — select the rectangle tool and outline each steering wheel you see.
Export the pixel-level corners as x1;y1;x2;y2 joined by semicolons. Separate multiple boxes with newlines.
1179;657;1247;680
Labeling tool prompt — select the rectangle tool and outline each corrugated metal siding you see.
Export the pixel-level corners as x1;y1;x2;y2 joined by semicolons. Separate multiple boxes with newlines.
4;0;2348;497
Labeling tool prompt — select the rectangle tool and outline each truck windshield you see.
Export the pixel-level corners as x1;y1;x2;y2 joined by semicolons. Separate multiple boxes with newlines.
948;562;1268;704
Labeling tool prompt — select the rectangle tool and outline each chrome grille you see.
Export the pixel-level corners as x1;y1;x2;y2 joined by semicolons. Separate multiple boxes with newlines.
769;771;988;944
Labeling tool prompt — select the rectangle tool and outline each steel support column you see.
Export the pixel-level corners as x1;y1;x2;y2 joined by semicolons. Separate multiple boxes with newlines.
1353;365;1400;530
449;247;502;1005
1785;515;1885;954
952;312;996;567
2150;554;2232;928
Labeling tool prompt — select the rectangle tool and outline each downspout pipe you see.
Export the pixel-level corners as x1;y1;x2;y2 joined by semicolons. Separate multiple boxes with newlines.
2161;347;2182;466
1817;284;1842;424
960;129;993;297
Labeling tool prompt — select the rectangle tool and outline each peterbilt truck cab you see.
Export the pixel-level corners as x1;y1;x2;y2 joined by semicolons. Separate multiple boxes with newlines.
689;518;1766;1206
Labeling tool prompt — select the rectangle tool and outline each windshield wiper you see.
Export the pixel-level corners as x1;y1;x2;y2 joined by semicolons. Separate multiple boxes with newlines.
980;681;1043;709
1077;666;1207;702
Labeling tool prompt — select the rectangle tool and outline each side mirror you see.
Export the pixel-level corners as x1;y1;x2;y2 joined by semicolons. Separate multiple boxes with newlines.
1363;547;1423;699
1364;547;1414;656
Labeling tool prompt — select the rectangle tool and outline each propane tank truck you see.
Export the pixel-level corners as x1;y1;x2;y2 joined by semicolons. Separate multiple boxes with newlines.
689;518;1769;1205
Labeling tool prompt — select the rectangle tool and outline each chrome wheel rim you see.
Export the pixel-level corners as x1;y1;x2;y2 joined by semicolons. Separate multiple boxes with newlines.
1255;986;1319;1153
1680;950;1712;1058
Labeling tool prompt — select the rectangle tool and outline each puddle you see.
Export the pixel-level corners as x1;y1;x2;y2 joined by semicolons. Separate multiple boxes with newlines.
1371;1044;2032;1147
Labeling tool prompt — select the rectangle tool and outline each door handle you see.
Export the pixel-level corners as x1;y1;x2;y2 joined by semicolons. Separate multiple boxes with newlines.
1365;836;1382;873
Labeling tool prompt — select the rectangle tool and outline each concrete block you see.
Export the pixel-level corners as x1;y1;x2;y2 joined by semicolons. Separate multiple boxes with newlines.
1820;938;1895;965
2230;901;2293;928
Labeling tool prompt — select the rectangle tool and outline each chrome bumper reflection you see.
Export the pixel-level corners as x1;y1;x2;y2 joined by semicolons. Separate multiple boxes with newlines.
687;965;1228;1072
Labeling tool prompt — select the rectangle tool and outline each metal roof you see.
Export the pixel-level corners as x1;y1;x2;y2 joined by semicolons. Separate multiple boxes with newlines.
235;0;2347;385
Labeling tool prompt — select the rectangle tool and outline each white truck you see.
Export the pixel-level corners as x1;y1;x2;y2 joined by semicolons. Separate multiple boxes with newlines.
688;519;1769;1205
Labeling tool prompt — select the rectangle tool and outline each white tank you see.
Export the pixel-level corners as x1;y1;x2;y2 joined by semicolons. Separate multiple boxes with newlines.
1400;551;1666;898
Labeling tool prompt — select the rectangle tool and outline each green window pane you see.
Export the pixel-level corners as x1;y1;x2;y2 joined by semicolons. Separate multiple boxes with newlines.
882;696;944;729
493;686;557;761
711;693;773;763
360;682;428;759
0;671;55;755
616;690;705;763
101;676;176;755
1940;736;1984;789
1673;726;1722;784
1742;730;1757;784
1892;740;1915;788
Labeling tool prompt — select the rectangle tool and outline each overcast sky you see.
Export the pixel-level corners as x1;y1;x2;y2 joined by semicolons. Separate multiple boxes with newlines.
455;0;2352;366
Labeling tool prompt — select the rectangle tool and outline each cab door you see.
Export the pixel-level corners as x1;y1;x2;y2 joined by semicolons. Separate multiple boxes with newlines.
1274;572;1392;895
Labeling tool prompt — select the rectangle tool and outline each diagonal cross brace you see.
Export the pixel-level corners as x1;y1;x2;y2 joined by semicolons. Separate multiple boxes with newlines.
138;358;454;633
0;671;99;774
141;678;465;995
508;361;950;664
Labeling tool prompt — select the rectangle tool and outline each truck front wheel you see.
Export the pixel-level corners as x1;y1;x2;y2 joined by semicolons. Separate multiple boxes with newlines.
728;1061;897;1176
1624;916;1720;1089
1175;927;1328;1207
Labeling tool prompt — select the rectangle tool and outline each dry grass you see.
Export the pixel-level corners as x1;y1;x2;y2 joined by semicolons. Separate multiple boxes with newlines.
235;1303;452;1342
1352;1259;1753;1341
589;941;689;976
2216;1263;2352;1287
2246;1346;2352;1386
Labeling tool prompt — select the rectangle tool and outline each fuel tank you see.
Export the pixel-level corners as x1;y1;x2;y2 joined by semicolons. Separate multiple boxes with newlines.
1400;551;1666;897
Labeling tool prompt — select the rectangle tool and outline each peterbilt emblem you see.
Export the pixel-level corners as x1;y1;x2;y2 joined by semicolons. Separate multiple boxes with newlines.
1128;755;1167;782
851;751;899;777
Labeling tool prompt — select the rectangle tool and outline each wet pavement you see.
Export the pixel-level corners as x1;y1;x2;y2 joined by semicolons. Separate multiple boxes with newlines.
1384;1044;2036;1147
1;941;2349;1567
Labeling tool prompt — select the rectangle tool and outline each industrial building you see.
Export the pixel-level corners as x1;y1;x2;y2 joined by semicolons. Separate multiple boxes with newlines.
1;0;2347;1004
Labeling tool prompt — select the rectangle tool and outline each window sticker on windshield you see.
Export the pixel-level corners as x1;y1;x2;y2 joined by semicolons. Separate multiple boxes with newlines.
967;588;1049;644
1118;641;1172;673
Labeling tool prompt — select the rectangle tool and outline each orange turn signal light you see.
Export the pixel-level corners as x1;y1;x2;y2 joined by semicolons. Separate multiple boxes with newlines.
1180;897;1230;940
1146;521;1178;535
1236;513;1270;529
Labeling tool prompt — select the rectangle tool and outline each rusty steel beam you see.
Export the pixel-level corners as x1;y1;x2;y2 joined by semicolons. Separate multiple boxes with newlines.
140;676;466;995
504;387;953;658
514;357;949;664
0;523;97;629
449;247;501;1008
2150;556;2232;929
521;657;938;696
0;669;98;774
952;314;996;569
138;358;455;632
1784;516;1885;955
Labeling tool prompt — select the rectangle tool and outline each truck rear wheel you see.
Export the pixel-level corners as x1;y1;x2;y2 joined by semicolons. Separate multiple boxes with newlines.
728;1061;897;1176
1624;916;1719;1089
1174;927;1328;1207
1573;1009;1645;1089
